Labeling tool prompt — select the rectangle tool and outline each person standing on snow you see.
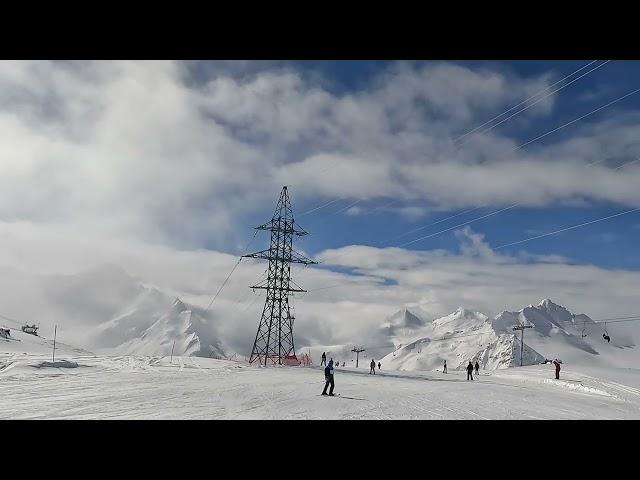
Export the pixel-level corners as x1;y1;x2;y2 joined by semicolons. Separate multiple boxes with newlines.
322;360;335;396
553;359;561;380
443;360;447;373
321;352;326;366
466;361;474;381
369;359;376;374
378;362;381;370
474;361;480;376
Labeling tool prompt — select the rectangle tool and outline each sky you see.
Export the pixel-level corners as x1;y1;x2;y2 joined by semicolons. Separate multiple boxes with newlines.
1;60;640;351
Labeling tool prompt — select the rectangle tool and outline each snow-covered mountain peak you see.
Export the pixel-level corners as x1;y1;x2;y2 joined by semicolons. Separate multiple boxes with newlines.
538;298;555;308
377;296;634;373
432;308;488;329
171;297;188;312
381;303;544;372
379;305;428;337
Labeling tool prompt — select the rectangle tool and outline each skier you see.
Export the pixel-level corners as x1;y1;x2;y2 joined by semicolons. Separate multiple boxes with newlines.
466;361;474;381
553;359;561;380
369;359;376;374
443;360;447;373
474;361;480;376
320;352;326;366
342;362;345;367
335;359;339;368
322;360;335;396
378;362;381;370
603;333;611;343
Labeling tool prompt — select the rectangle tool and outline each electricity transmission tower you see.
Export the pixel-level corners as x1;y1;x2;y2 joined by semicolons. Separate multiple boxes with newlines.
512;323;533;367
351;347;366;368
242;186;317;366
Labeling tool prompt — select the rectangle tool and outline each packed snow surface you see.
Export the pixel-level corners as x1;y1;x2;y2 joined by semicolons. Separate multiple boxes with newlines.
1;353;640;419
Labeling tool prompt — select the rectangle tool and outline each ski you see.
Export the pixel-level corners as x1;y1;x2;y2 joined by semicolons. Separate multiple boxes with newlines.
319;394;367;401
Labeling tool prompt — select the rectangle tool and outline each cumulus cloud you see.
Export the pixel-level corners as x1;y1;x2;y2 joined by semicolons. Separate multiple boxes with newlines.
2;60;640;252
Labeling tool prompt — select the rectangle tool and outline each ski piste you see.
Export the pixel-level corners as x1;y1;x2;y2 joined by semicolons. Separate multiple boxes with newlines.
319;394;367;401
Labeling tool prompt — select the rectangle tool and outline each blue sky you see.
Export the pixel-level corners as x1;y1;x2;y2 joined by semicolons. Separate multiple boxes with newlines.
224;60;640;271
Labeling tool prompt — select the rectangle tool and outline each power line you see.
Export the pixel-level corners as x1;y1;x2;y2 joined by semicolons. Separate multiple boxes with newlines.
299;198;344;217
381;205;487;245
456;61;610;146
592;314;640;321
202;257;243;314
201;229;259;315
453;61;600;143
304;198;363;228
515;86;640;150
234;267;269;305
581;316;640;325
586;157;612;168
397;204;521;248
308;279;373;292
318;204;521;264
333;199;363;215
492;207;640;250
614;157;640;170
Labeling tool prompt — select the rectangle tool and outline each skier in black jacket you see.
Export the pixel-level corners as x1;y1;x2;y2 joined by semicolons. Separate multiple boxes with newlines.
322;360;335;396
369;359;376;374
466;361;474;381
320;352;327;366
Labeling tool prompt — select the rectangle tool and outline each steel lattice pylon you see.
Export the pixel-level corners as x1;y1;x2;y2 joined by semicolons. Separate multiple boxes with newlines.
242;186;317;366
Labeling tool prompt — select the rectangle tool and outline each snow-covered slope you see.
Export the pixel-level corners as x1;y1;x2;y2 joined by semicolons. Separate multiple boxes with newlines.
97;298;228;359
381;307;545;372
379;298;638;373
494;299;635;367
0;264;230;359
300;307;433;367
3;354;640;419
0;327;93;357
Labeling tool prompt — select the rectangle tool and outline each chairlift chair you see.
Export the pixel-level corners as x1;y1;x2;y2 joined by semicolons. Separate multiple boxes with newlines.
602;322;611;343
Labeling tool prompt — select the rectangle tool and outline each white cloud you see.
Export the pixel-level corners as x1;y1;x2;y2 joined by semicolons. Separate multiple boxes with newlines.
3;60;640;251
